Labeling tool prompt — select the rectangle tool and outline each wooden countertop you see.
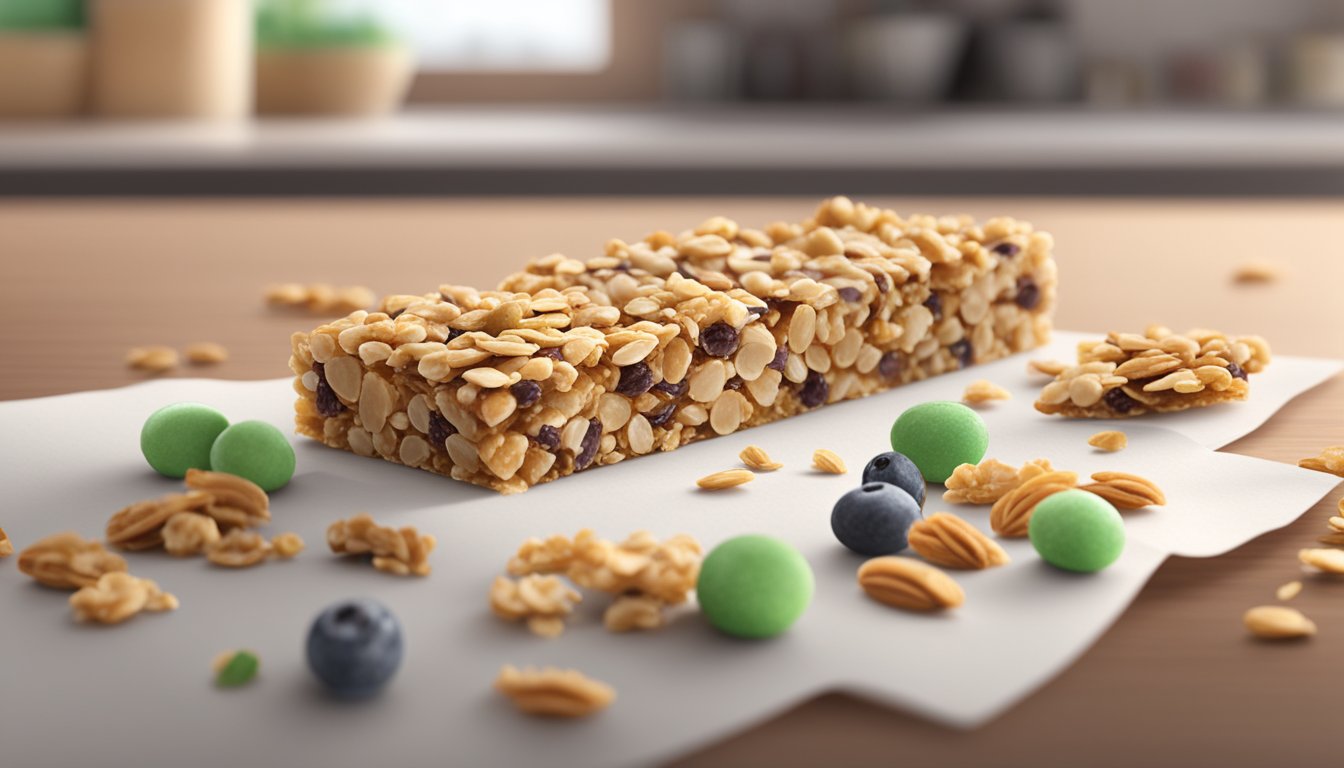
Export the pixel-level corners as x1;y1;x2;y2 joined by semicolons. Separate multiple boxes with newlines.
2;197;1340;767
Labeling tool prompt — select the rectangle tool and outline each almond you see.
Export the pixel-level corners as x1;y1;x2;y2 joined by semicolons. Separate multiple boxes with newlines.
908;513;1010;570
857;556;964;611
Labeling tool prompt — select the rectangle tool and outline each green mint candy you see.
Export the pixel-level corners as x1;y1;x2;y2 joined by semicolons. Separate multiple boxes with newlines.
888;401;989;484
1028;489;1126;573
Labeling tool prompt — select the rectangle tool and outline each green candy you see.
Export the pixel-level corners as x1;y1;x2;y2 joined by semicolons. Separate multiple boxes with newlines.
888;401;988;484
1028;489;1126;573
215;650;260;687
696;535;814;639
140;403;230;478
209;420;296;492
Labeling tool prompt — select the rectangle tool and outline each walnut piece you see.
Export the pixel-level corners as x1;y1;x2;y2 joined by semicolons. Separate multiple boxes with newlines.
106;490;214;550
327;513;436;576
494;665;615;718
17;532;128;589
185;469;271;529
70;572;178;624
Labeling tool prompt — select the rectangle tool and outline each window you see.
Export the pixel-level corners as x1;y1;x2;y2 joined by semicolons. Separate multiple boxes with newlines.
365;0;612;72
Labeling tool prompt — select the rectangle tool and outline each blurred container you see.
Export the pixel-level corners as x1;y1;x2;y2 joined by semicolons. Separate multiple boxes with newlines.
1084;59;1147;107
1215;42;1270;107
847;14;967;103
978;18;1078;102
0;31;87;118
91;0;251;119
255;46;412;116
663;21;741;101
1287;33;1344;108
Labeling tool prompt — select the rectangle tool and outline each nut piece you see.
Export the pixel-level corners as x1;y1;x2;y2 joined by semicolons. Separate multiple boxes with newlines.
494;665;616;718
106;490;215;550
162;512;222;556
1088;430;1128;452
1298;445;1344;477
739;445;783;472
490;574;583;638
1028;359;1068;377
944;458;1054;505
908;513;1010;570
206;529;272;568
1243;605;1316;640
1078;471;1166;509
126;345;179;373
989;470;1077;537
270;532;305;559
812;449;847;474
603;594;666;633
1276;581;1302;601
1298;548;1344;574
70;572;178;624
697;468;755;490
507;530;702;606
327;513;436;576
1231;261;1281;284
858;556;965;611
184;342;229;365
265;283;375;314
962;379;1011;405
17;532;128;589
0;526;11;557
185;469;271;529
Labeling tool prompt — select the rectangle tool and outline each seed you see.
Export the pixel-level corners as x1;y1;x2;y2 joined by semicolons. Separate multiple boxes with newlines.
812;449;846;474
788;305;817;353
598;393;634;433
612;336;659;366
739;445;782;471
626;414;654;455
323;355;363;402
463;367;513;389
696;469;754;490
962;379;1011;405
1088;431;1128;452
1243;605;1316;640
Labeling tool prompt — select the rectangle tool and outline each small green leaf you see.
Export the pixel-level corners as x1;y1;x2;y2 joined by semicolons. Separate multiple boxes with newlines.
215;651;260;688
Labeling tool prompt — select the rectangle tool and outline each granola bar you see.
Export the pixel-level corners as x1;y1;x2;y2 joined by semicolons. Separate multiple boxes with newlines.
290;197;1056;493
1034;325;1271;418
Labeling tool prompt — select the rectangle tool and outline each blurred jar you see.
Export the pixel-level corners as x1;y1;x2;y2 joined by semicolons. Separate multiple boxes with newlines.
663;21;741;102
1288;33;1344;108
847;13;967;103
91;0;251;119
978;16;1078;102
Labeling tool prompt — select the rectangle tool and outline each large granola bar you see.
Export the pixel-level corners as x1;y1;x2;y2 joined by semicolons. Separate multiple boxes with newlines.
290;197;1056;493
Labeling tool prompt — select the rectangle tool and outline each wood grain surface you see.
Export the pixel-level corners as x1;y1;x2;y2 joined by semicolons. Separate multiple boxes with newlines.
2;197;1340;767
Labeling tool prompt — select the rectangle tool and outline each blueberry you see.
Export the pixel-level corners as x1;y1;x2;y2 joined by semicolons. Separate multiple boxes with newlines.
860;451;926;509
306;599;404;699
831;483;922;556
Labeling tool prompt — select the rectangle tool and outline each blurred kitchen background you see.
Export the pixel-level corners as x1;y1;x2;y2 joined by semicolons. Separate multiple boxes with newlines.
1;0;1342;195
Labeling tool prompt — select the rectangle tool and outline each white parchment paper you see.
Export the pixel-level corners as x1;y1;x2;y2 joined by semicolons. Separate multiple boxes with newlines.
1;333;1338;768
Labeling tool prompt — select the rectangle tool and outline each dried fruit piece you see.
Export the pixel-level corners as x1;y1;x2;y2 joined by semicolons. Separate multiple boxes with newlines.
1243;605;1316;640
18;532;128;589
908;513;1009;570
1276;581;1302;601
1298;446;1344;477
962;379;1011;405
990;470;1077;537
1298;548;1344;574
812;449;847;475
857;556;964;611
495;665;615;718
697;468;754;490
1079;471;1166;509
1088;430;1127;452
69;572;178;624
739;445;782;472
213;650;260;687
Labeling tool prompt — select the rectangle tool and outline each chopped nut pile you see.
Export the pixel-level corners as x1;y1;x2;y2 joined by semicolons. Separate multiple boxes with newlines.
327;513;436;576
943;458;1056;505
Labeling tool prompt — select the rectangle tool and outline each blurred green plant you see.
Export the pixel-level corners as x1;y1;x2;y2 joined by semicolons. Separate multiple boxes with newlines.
0;0;85;30
256;0;397;48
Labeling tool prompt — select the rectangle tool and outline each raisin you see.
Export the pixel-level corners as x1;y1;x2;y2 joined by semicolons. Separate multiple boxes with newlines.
312;363;345;417
1103;386;1138;414
725;376;743;391
510;380;542;408
387;308;405;319
428;410;456;448
878;351;903;379
699;322;740;358
1015;276;1041;310
838;287;862;303
615;362;655;397
645;402;677;427
1226;362;1248;381
799;371;829;408
574;419;602;470
445;328;466;342
872;272;889;294
950;340;973;369
538;347;565;360
923;293;943;321
612;261;631;272
751;252;773;262
993;242;1020;257
768;347;788;372
746;305;767;317
535;424;560;450
652;379;688;398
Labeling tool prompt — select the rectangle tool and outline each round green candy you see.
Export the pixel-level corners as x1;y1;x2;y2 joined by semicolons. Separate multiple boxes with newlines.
888;401;989;484
140;402;230;478
696;535;814;639
208;420;296;492
1028;489;1125;573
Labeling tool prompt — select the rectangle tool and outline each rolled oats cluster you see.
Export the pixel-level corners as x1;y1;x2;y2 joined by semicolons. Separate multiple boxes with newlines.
327;513;435;576
1035;325;1271;418
291;197;1056;493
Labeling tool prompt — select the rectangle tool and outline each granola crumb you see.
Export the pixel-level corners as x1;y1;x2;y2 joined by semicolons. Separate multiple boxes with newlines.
962;379;1012;405
70;572;178;624
1298;446;1344;478
126;345;179;373
0;526;12;557
1087;430;1128;452
270;532;305;559
327;513;435;576
184;342;229;365
1276;580;1303;601
1231;261;1281;284
495;665;615;718
1028;359;1068;377
812;449;847;474
489;574;582;638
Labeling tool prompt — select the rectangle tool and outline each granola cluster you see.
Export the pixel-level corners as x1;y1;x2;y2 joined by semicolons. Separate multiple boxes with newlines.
69;572;178;625
1035;325;1271;418
292;197;1056;493
17;532;128;589
327;513;435;576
